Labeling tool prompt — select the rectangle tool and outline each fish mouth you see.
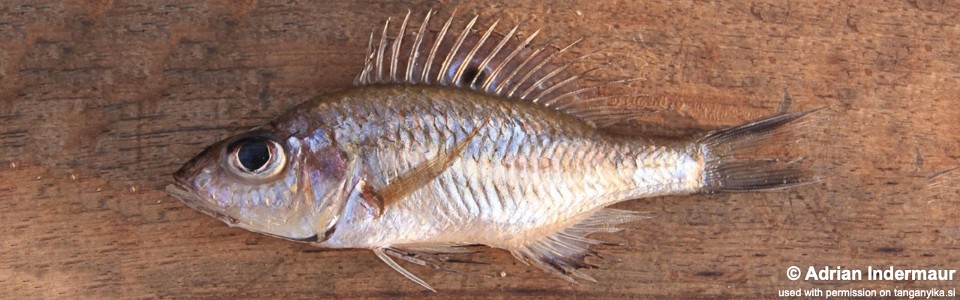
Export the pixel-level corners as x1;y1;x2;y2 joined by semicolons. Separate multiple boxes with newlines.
165;181;240;225
167;182;319;243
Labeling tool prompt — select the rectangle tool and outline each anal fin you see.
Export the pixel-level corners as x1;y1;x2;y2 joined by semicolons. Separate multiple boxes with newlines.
510;209;649;283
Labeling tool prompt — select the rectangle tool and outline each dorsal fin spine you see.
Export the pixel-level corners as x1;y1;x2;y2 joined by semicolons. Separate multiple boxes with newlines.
469;24;519;88
453;19;499;88
533;59;601;104
358;13;655;130
543;85;592;108
506;38;582;99
493;37;555;95
355;30;376;85
376;18;391;83
551;78;639;110
536;50;618;105
482;28;541;91
390;11;411;82
520;54;590;103
422;11;456;84
437;15;479;85
522;62;572;100
406;10;433;83
532;67;595;104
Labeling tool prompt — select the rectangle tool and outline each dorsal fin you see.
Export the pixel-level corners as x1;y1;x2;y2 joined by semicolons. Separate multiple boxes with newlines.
355;11;634;128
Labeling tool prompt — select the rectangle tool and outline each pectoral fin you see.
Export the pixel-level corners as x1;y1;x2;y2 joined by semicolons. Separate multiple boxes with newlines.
362;123;484;217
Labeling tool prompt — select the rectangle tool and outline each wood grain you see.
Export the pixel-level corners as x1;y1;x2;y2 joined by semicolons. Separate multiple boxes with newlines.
2;0;959;298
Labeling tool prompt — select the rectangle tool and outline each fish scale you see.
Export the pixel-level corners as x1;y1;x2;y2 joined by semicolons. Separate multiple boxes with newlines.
314;86;682;246
168;11;817;291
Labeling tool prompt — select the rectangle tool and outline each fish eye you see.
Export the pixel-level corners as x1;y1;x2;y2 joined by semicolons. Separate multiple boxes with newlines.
237;140;270;171
227;137;285;177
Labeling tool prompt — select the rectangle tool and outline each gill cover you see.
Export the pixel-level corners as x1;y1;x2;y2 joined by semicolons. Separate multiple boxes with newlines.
294;129;364;242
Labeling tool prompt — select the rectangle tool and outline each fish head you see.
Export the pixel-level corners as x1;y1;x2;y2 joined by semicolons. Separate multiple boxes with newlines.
167;126;354;242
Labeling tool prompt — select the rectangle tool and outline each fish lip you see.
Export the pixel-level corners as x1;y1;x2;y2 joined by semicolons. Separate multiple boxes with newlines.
172;172;192;191
166;179;240;226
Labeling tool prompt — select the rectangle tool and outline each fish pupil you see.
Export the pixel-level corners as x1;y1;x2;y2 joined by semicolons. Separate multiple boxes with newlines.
236;139;270;172
460;66;487;87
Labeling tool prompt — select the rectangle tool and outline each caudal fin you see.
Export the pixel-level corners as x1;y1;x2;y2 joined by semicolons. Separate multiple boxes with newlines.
697;109;821;192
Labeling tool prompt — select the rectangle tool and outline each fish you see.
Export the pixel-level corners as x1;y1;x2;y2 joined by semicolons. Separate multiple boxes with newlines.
166;11;818;291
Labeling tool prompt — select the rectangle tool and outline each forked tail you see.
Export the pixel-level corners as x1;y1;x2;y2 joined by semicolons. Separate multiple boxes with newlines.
697;109;821;192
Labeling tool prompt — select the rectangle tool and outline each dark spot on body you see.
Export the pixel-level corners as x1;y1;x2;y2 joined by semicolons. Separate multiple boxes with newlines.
460;65;487;87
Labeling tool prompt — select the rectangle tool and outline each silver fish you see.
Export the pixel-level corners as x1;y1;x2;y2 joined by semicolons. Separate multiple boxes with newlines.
167;11;816;291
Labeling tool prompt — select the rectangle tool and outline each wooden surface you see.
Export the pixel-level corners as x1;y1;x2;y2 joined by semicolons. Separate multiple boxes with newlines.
2;1;960;298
